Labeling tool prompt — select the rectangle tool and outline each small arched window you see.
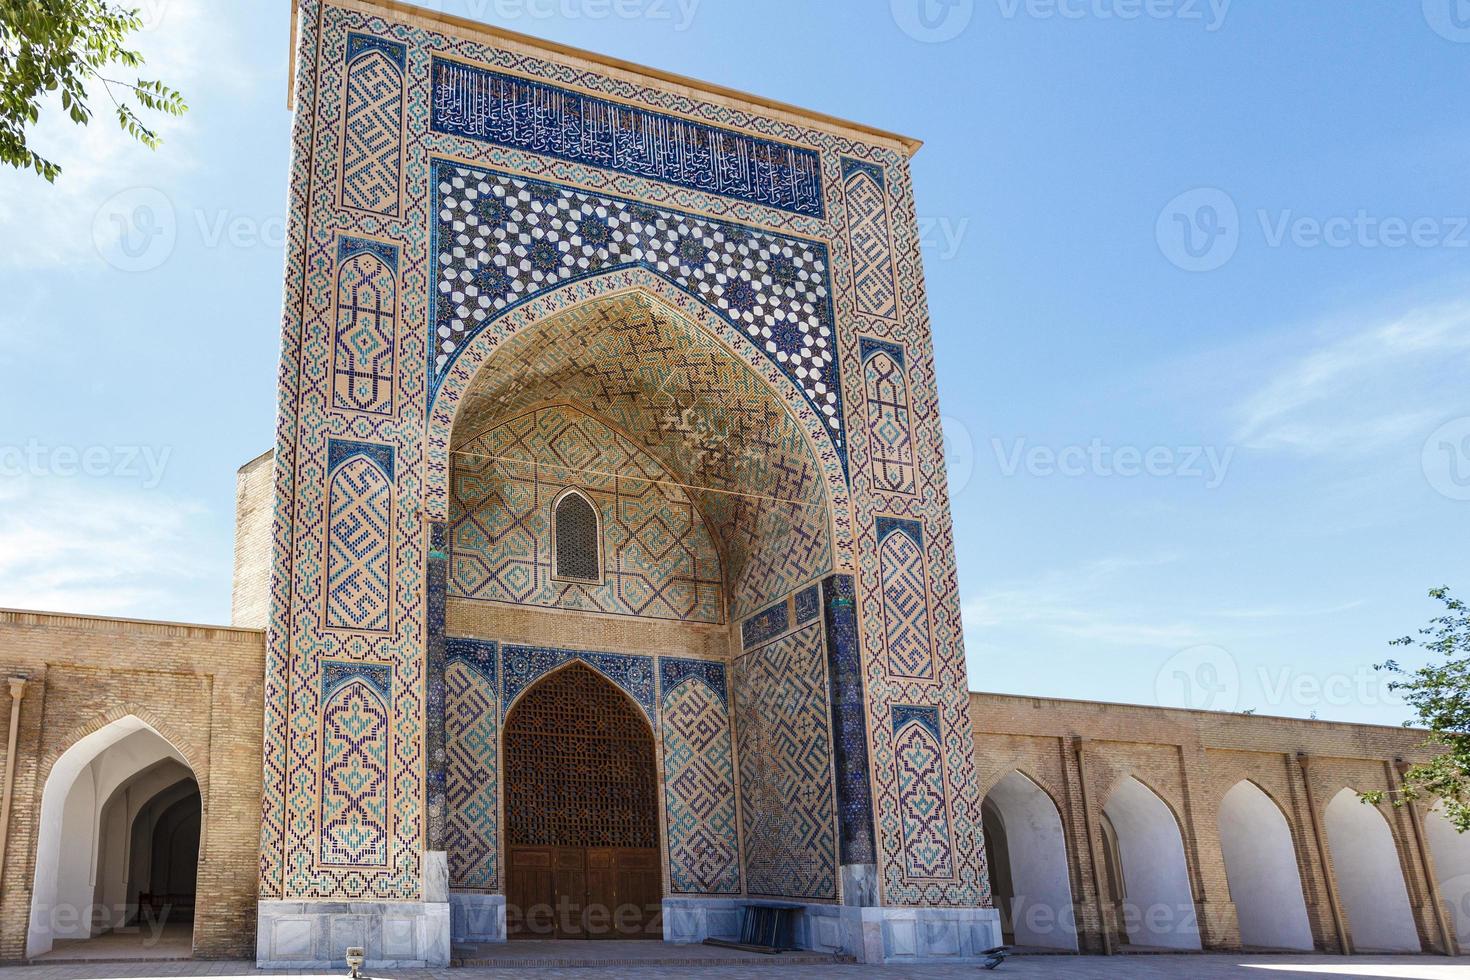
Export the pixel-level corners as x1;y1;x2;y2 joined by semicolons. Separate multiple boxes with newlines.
553;489;601;583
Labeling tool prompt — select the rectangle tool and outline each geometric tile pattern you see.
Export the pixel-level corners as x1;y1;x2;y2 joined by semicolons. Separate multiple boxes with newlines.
795;584;821;626
325;447;394;632
891;706;955;880
430;161;845;455
732;623;838;900
319;672;392;867
741;599;790;651
447;293;833;621
340;36;404;216
445;639;498;890
500;643;657;728
862;338;916;496
333;239;397;416
842;159;899;321
878;519;935;680
431;59;825;219
450;404;723;623
661;665;742;895
266;0;987;915
822;574;877;866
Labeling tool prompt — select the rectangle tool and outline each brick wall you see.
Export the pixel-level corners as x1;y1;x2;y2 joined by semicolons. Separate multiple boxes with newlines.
0;610;264;961
230;451;274;630
970;692;1457;955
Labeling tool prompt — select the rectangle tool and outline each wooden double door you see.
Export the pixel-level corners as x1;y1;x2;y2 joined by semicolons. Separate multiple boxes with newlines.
507;845;662;940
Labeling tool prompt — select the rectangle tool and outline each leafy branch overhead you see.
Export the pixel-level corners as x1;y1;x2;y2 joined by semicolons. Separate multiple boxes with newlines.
0;0;187;182
1365;588;1470;832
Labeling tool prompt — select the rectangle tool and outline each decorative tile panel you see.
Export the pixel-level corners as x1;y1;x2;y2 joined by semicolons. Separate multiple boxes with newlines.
741;599;789;651
430;161;845;460
451;404;723;623
861;338;916;496
823;574;875;866
445;639;498;890
661;662;741;895
324;441;394;632
891;706;956;881
500;643;656;726
431;59;825;218
333;237;398;416
732;623;838;900
878;518;935;680
842;158;898;320
340;34;405;216
319;665;392;868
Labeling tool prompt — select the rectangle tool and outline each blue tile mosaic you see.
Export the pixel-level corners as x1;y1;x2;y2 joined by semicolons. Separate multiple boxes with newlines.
875;515;923;549
327;438;394;480
891;704;942;740
795;584;821;625
321;660;392;702
822;574;875;866
431;59;825;218
659;657;728;707
501;643;656;726
430;161;845;466
741;600;790;651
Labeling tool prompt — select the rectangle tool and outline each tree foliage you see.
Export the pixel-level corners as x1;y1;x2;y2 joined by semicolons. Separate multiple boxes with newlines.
1365;588;1470;832
0;0;186;182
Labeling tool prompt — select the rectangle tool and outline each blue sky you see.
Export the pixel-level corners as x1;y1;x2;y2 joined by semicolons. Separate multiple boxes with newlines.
0;0;1464;726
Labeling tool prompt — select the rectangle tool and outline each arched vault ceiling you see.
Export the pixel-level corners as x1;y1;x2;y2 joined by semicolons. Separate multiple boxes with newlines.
450;292;833;617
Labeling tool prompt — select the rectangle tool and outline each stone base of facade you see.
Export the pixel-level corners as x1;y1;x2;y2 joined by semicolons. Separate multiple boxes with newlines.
663;897;1002;965
449;892;506;943
255;900;451;968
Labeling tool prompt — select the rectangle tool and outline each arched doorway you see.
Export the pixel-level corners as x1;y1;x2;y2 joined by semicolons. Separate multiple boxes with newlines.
1424;805;1470;948
982;773;1077;950
503;664;661;941
1218;781;1312;950
1100;776;1201;950
1323;789;1419;952
28;717;200;960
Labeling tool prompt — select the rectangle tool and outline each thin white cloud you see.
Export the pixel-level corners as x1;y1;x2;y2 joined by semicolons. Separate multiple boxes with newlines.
0;479;212;619
961;554;1206;650
1231;301;1470;456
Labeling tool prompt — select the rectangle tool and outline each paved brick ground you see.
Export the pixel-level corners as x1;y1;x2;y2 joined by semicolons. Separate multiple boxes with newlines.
2;955;1469;980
